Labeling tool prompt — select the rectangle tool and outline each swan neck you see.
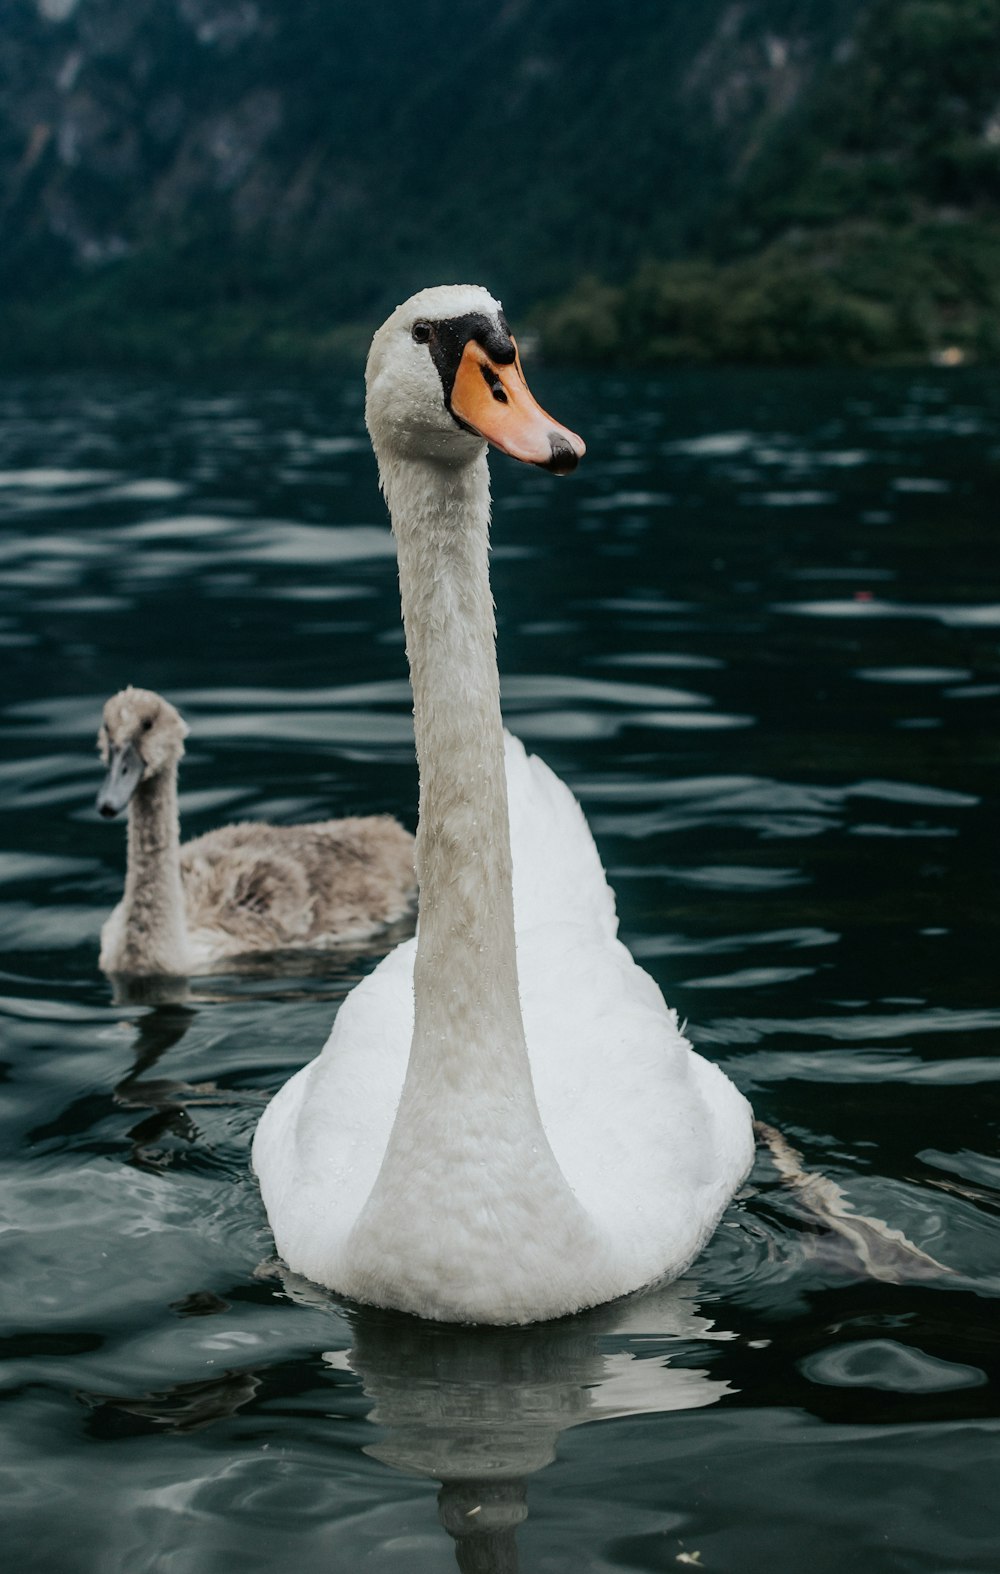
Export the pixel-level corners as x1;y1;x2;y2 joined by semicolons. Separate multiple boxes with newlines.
389;454;525;1078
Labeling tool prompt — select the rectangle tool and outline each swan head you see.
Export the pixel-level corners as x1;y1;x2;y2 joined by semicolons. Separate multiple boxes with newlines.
96;687;189;818
365;284;585;475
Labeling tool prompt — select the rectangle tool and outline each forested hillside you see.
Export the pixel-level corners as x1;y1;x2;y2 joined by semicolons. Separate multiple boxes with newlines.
2;0;997;365
538;0;1000;363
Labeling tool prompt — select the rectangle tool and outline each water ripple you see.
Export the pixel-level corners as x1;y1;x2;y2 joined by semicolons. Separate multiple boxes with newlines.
718;1049;1000;1087
702;1006;1000;1047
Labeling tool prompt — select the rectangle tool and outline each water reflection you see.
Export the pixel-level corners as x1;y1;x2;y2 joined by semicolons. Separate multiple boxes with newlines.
112;1001;203;1169
104;932;415;1169
755;1123;946;1284
336;1287;732;1573
82;1369;261;1437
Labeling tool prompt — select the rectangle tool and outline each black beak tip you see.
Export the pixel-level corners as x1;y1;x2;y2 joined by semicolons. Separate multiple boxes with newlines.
97;798;120;819
546;434;580;476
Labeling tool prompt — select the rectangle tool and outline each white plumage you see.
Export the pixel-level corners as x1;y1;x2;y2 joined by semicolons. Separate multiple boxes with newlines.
253;285;754;1324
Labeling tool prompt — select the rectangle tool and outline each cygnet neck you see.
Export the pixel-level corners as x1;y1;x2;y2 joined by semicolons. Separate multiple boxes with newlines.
119;761;189;972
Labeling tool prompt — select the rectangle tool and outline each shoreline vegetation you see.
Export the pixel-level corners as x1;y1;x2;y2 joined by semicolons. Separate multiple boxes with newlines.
533;222;1000;369
4;216;998;372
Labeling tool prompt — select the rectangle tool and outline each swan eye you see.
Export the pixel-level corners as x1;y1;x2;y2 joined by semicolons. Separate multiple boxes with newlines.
141;717;154;732
411;320;432;345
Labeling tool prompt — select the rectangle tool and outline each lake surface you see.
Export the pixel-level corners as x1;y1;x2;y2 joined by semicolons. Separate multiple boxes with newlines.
1;364;998;1573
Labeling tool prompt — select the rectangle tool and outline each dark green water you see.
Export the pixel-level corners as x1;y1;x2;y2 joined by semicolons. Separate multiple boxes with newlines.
1;366;998;1573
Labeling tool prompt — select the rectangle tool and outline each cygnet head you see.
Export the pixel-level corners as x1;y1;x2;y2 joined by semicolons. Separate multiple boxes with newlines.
365;284;585;475
96;686;189;818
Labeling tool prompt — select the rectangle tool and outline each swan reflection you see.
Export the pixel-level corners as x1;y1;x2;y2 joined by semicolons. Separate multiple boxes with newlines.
324;1284;734;1571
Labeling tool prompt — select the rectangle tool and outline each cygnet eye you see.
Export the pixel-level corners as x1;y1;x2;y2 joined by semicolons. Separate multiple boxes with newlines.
411;320;432;345
141;717;154;732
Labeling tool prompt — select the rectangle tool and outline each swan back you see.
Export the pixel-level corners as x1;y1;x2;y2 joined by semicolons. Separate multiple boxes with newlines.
505;732;617;944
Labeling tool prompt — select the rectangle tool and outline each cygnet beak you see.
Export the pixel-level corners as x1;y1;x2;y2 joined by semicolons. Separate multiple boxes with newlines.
97;742;144;818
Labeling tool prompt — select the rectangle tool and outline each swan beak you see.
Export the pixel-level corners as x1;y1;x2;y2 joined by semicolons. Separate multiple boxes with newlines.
97;742;144;818
451;340;585;474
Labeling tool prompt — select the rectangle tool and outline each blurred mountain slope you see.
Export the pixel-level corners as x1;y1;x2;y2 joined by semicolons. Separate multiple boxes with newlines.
539;0;1000;363
3;0;997;364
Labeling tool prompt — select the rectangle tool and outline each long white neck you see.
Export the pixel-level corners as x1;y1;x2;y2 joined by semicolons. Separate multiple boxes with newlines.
344;450;600;1321
391;453;530;1093
116;766;190;973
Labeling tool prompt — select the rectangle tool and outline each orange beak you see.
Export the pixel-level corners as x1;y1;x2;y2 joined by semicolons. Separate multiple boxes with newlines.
450;340;585;474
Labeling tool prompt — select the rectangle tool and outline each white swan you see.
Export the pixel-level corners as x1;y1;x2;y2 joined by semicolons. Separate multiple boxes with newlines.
253;284;754;1324
97;686;415;976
